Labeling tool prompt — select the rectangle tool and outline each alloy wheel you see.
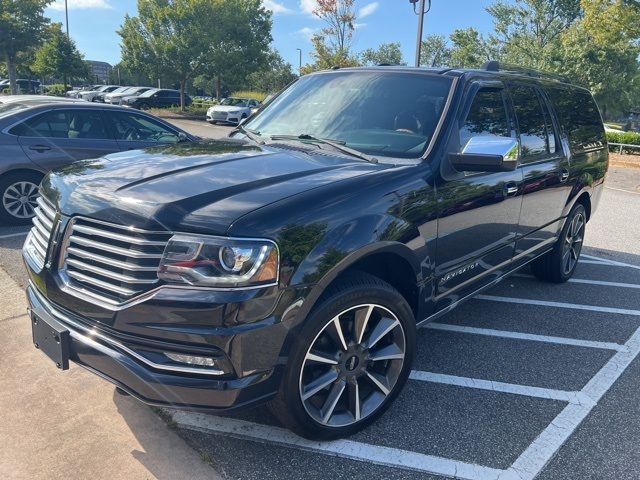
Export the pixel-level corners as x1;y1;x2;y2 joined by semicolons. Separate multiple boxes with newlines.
299;304;406;428
562;211;585;275
2;181;39;219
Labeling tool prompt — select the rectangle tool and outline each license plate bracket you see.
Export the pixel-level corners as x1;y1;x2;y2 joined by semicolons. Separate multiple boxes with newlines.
31;313;70;370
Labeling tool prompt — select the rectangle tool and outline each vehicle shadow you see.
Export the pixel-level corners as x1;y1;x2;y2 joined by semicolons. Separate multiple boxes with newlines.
112;390;223;480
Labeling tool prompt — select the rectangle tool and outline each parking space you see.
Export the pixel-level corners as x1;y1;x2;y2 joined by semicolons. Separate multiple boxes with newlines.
166;253;640;480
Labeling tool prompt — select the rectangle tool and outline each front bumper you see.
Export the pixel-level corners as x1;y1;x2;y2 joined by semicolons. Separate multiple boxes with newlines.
26;284;283;411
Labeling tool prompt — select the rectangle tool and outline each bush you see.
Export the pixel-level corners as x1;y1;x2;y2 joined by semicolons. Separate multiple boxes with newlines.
231;90;267;101
607;130;640;154
43;84;67;97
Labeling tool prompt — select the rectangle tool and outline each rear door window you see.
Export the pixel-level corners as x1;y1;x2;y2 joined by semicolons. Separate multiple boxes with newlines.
547;87;606;154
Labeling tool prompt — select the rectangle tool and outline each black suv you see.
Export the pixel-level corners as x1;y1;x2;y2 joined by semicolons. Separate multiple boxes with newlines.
123;88;191;109
23;64;608;439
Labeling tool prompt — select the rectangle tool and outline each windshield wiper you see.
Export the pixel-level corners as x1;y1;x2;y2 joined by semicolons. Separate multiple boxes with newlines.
269;134;378;164
232;124;265;145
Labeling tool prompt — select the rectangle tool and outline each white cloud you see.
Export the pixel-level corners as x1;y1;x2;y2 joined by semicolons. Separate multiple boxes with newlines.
358;2;378;18
354;22;367;29
299;0;317;15
263;0;292;14
295;26;318;40
49;0;112;10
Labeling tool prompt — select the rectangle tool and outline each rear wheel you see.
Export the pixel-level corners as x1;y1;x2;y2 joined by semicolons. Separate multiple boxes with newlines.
269;272;415;439
532;203;586;283
139;103;150;111
0;171;43;225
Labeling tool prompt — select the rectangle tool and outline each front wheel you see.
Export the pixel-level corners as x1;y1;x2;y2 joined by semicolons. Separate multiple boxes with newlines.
269;272;415;439
532;203;586;283
0;171;43;225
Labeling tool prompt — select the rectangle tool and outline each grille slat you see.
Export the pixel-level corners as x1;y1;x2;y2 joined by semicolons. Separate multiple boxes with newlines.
25;197;57;268
62;217;171;303
66;247;159;272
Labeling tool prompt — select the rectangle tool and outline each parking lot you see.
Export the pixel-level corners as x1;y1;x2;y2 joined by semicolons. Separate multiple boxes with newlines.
1;120;639;479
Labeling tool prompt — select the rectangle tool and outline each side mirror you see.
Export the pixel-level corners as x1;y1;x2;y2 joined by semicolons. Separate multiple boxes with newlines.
449;136;519;172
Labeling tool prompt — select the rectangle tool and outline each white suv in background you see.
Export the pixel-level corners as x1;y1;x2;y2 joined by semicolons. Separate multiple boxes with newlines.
206;97;261;125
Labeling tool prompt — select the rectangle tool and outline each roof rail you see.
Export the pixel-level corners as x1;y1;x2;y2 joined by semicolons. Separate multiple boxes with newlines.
480;61;569;83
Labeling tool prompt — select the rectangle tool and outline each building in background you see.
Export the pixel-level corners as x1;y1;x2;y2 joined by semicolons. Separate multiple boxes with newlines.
87;61;112;83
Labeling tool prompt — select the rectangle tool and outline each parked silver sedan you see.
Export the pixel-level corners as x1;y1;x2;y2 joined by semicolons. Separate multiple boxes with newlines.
0;100;194;224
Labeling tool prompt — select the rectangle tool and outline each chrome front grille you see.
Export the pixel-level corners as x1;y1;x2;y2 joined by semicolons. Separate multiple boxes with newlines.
62;218;171;303
25;197;57;268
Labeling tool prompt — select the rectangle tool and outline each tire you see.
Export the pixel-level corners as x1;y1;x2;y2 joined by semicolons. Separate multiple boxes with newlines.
269;272;416;440
139;103;150;111
0;171;43;225
532;203;586;283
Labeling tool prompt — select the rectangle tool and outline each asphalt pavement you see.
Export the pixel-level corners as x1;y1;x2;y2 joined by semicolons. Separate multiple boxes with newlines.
1;118;639;480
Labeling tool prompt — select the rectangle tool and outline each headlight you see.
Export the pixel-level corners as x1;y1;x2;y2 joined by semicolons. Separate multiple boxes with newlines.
158;235;279;288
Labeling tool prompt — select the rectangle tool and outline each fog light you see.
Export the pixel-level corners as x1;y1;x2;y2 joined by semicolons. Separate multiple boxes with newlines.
164;352;219;367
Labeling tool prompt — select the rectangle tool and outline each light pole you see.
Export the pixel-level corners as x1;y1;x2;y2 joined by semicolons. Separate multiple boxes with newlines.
410;0;431;67
65;0;70;37
296;48;302;75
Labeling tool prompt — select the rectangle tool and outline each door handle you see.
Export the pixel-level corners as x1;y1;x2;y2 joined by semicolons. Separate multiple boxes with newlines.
29;145;51;152
504;183;519;196
560;168;570;183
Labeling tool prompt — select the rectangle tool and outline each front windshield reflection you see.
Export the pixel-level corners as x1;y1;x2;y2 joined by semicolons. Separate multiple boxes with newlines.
246;71;452;160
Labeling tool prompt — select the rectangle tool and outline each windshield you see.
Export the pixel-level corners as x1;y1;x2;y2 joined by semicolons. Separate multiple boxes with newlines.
0;102;29;119
139;89;159;98
221;98;249;107
246;71;452;160
110;87;131;94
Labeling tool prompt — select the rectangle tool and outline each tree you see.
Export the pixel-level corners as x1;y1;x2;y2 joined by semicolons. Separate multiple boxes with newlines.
419;35;451;67
361;42;405;66
120;0;272;106
0;0;51;94
303;0;359;72
314;0;356;52
32;24;88;91
487;0;582;69
449;28;495;67
245;49;297;93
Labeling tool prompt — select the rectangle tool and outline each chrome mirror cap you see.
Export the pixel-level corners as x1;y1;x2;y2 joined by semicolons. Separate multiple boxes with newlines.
462;136;519;159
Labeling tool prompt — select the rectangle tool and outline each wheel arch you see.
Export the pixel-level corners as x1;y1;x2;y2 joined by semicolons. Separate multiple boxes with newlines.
294;242;422;326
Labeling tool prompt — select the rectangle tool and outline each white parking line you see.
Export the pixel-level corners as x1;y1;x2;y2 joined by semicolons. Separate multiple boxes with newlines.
581;254;640;270
426;323;627;351
513;273;640;290
408;371;595;406
476;294;640;317
0;231;29;240
579;259;612;266
502;320;640;480
171;411;505;480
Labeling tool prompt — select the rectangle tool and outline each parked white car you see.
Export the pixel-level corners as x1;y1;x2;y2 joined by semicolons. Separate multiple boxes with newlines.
206;97;261;125
66;85;102;98
105;86;152;105
79;85;118;102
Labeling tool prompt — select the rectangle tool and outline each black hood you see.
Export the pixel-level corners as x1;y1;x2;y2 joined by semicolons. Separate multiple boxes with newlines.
42;139;382;235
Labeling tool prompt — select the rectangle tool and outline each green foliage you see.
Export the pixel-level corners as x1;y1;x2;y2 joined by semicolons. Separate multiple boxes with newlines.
120;0;272;107
231;91;268;101
244;50;297;94
0;0;51;93
301;34;360;74
419;35;450;67
32;23;88;88
43;83;67;96
361;42;405;66
607;130;640;154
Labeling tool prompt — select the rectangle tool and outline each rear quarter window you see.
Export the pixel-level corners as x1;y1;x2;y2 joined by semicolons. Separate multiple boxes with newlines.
547;87;606;154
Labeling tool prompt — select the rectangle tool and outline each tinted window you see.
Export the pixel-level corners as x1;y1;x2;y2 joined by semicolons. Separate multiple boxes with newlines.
246;72;453;159
105;111;179;143
510;85;549;161
11;109;109;139
547;87;605;154
459;88;511;148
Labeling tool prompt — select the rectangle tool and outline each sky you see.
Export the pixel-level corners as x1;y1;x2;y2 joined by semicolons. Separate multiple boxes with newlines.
45;0;502;71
